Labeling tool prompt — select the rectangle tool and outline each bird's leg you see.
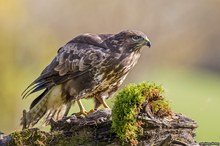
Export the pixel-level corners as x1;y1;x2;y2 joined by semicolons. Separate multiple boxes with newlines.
94;98;102;110
63;102;72;117
95;96;110;109
74;99;88;116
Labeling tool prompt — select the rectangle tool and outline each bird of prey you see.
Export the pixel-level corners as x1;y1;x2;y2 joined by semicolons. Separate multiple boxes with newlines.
21;30;151;128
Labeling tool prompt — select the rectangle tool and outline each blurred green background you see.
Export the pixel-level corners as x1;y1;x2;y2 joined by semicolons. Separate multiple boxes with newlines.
0;0;220;142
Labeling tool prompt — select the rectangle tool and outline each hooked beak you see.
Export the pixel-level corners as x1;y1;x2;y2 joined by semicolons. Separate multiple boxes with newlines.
144;36;151;48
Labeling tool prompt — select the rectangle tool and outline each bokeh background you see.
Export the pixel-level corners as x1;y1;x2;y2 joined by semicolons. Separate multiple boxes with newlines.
0;0;220;142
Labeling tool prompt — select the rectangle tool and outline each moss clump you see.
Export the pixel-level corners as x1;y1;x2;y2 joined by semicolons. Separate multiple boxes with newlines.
9;128;47;146
112;82;171;145
150;99;171;117
8;127;97;146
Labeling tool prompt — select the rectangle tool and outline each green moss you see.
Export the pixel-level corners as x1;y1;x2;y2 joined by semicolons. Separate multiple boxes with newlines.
9;131;23;145
9;129;47;146
8;128;98;146
8;127;96;146
151;99;171;117
112;82;171;145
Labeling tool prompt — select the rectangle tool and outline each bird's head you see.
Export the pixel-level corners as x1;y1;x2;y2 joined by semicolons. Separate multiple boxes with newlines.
111;30;151;53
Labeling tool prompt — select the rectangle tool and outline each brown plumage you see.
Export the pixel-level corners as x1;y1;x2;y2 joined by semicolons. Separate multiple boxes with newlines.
21;30;151;128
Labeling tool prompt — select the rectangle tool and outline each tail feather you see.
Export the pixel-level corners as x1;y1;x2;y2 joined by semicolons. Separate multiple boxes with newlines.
21;96;48;128
21;80;52;99
29;89;48;109
43;104;71;125
21;102;72;128
21;85;73;129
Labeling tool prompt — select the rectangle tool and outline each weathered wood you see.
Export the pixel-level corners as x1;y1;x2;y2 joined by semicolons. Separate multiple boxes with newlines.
0;108;199;146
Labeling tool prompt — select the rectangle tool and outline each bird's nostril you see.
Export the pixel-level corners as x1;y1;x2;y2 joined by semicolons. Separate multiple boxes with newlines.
147;41;151;48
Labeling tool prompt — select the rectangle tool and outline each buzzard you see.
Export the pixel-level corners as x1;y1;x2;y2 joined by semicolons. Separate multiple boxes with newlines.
21;30;151;128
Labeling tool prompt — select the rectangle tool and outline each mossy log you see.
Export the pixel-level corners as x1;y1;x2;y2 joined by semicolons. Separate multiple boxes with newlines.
0;108;198;146
0;82;199;146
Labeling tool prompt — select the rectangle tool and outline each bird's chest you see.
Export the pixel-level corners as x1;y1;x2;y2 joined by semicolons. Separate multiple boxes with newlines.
90;52;141;96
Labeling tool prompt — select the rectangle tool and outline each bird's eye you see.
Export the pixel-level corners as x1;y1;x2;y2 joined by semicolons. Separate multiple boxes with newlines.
132;36;142;41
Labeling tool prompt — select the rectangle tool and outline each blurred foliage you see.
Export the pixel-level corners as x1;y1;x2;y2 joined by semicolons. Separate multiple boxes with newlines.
0;0;220;142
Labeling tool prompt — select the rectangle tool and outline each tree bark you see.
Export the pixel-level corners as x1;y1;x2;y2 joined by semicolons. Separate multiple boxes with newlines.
0;108;199;146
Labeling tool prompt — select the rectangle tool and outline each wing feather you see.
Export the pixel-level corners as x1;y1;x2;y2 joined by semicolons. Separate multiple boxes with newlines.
22;42;107;99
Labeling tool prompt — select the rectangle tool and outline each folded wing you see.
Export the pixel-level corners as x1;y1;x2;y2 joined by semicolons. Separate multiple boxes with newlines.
22;43;107;99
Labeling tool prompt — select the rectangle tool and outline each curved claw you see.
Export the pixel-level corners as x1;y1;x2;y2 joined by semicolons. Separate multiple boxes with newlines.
74;109;95;117
74;110;88;117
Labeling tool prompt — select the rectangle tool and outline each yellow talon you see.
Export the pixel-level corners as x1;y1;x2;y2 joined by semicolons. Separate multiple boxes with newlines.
87;109;95;115
74;110;88;117
74;99;88;117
